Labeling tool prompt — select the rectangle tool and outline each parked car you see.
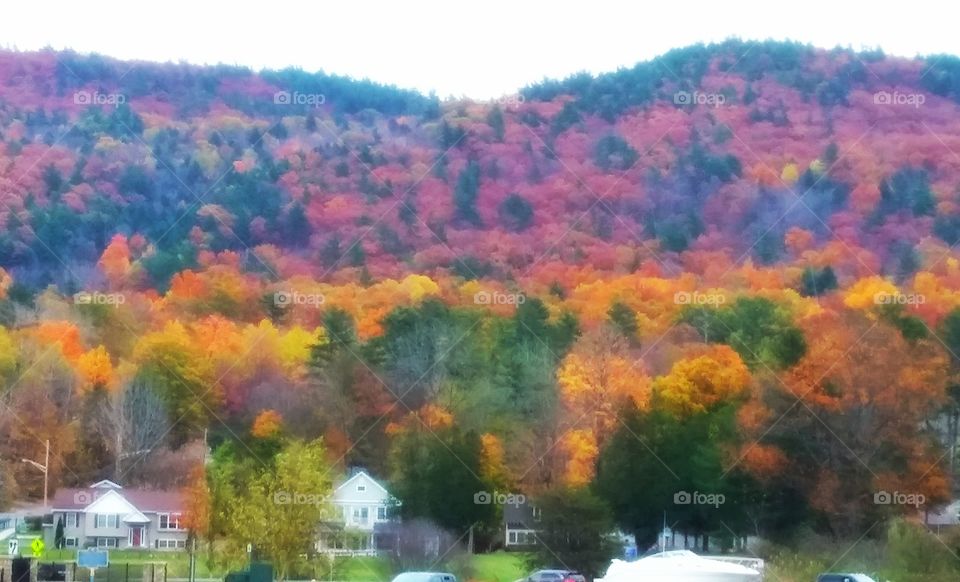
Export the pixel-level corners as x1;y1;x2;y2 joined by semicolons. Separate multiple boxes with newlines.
518;569;587;582
390;573;457;582
816;574;878;582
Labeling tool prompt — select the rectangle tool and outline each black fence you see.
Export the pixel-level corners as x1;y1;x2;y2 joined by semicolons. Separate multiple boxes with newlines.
36;564;67;582
3;558;31;582
32;562;167;582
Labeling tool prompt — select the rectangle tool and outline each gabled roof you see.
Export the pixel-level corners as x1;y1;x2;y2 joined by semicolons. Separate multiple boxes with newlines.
334;470;390;496
926;500;960;526
122;510;151;524
90;479;123;489
86;489;138;515
503;500;538;528
51;484;184;512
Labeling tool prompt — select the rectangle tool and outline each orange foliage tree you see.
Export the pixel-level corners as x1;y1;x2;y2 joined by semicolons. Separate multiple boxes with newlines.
742;310;950;535
557;327;650;485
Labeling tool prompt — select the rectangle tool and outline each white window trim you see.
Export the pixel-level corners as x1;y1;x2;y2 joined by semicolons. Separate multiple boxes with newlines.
158;512;183;531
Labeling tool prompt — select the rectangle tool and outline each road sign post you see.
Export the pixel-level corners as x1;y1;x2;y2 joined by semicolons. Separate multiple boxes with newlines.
7;538;18;556
77;549;109;582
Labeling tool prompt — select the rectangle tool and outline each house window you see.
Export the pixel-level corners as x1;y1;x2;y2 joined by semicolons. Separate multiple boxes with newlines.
508;532;517;544
377;506;387;520
65;512;79;528
357;484;366;492
65;538;77;548
156;539;186;549
95;514;118;528
158;513;183;530
353;507;368;524
532;506;542;522
96;538;117;548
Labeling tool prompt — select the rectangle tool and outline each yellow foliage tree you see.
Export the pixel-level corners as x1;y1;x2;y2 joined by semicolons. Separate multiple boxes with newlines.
479;433;509;487
653;345;751;416
0;327;17;377
780;163;799;184
559;429;599;487
278;326;325;376
842;276;898;311
77;345;116;392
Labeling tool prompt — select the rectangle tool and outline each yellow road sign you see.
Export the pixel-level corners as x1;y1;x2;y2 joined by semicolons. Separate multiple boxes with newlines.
30;538;44;557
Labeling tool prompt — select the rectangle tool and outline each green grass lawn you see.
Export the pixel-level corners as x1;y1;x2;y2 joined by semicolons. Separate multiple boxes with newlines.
329;556;393;582
37;549;528;582
469;552;527;582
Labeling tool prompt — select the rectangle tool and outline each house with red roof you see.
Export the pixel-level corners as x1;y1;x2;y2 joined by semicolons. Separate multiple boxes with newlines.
42;479;188;550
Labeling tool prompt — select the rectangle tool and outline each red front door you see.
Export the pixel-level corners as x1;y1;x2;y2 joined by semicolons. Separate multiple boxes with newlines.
131;526;143;547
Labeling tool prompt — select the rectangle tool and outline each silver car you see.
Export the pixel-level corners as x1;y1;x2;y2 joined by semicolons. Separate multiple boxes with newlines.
391;572;458;582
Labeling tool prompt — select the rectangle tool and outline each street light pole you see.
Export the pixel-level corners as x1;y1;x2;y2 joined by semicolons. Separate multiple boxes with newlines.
22;439;50;508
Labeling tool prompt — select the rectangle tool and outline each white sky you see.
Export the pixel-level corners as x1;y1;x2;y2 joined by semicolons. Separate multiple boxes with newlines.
1;1;956;99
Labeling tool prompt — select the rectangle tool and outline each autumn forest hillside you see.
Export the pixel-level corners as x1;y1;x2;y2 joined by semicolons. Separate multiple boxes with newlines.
2;40;960;556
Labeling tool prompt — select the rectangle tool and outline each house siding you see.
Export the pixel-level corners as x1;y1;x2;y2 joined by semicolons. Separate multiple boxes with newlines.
331;472;393;532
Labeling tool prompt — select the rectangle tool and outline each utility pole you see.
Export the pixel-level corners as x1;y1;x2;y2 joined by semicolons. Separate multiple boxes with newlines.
21;439;50;508
115;433;122;480
188;536;197;582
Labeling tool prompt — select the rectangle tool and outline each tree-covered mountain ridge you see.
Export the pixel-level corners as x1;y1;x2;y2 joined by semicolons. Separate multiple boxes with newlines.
2;40;960;292
2;42;960;555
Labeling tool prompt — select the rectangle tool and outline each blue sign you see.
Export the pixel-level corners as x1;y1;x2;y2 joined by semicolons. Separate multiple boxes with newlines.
77;549;109;569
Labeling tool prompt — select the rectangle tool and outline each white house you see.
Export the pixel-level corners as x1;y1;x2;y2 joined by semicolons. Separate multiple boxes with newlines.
503;500;540;548
317;470;396;555
43;480;187;551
